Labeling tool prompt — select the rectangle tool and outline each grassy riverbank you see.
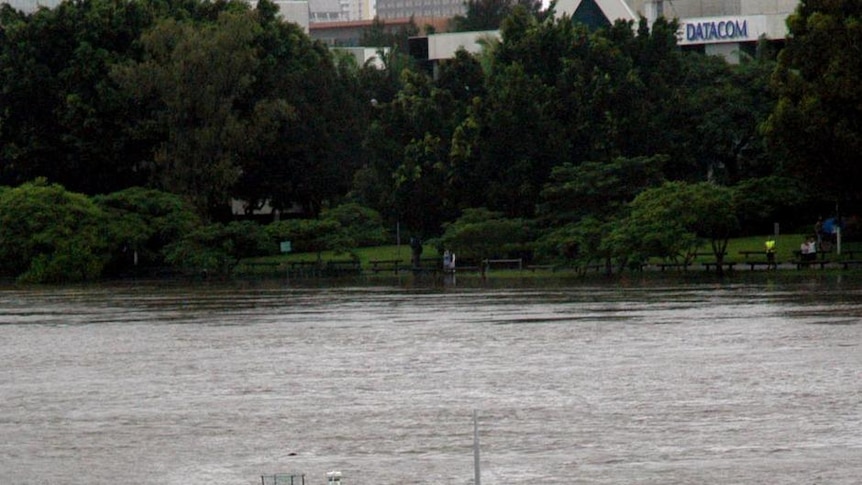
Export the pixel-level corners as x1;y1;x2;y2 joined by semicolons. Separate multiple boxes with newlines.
237;233;862;278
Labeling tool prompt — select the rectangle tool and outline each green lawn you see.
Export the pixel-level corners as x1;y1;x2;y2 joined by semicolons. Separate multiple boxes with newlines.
242;234;861;270
640;234;797;265
246;244;441;266
712;234;799;262
707;234;862;262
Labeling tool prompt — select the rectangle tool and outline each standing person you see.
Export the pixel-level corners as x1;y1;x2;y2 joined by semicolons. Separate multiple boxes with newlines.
765;238;776;267
410;236;423;268
808;236;818;261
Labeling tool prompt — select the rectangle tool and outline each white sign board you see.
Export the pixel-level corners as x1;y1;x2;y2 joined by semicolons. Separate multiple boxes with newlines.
678;15;769;46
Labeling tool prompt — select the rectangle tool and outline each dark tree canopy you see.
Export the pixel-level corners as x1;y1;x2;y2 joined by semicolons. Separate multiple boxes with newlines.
0;179;107;282
0;0;821;278
0;0;159;193
450;0;546;32
766;0;862;205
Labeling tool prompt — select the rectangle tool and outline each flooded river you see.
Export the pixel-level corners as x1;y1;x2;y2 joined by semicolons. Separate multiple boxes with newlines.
1;279;861;484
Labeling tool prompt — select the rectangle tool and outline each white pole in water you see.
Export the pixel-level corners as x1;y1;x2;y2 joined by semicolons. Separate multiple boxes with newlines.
473;409;481;485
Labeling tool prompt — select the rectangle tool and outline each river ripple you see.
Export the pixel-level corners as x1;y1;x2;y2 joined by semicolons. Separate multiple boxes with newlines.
0;281;860;484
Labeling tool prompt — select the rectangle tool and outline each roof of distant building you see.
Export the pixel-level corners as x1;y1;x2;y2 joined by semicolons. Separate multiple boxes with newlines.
310;16;450;31
309;0;341;14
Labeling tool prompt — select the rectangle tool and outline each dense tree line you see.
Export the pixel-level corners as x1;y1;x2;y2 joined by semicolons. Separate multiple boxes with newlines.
0;0;371;218
0;0;859;281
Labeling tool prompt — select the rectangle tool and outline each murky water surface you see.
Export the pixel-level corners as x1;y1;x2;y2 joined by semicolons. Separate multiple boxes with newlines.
1;280;861;484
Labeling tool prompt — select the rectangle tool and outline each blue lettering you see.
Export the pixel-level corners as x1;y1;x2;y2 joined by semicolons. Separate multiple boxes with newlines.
683;19;750;43
707;22;718;40
738;20;748;38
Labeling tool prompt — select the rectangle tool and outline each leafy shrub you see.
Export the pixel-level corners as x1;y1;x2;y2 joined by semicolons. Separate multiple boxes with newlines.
321;203;388;247
438;208;534;261
94;187;202;275
266;218;355;258
0;179;107;283
164;221;275;275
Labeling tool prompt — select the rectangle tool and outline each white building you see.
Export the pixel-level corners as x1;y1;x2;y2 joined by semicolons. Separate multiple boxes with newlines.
375;0;463;20
308;0;344;22
306;0;369;21
556;0;797;62
2;0;60;12
274;0;311;31
407;0;798;65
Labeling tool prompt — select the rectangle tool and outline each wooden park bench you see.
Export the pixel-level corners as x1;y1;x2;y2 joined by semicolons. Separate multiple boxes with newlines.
834;249;862;260
241;261;282;272
656;262;690;271
287;260;321;277
483;258;523;270
744;261;777;270
369;259;403;273
687;251;726;259
793;248;832;261
739;250;765;259
795;259;830;270
702;261;736;272
578;263;605;273
325;260;361;275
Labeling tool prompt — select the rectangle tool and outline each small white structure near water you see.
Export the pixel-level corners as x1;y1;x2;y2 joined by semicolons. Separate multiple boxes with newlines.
260;470;342;485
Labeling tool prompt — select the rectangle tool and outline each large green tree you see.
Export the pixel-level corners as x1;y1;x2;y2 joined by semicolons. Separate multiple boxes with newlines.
0;179;107;282
437;207;534;263
0;0;252;195
765;0;862;206
233;5;370;218
94;187;202;275
1;0;367;220
319;202;388;247
732;176;809;235
356;67;469;235
265;218;353;261
450;0;546;32
112;9;283;218
0;0;156;193
165;220;274;276
537;155;666;225
609;181;739;275
447;14;692;221
676;51;777;183
535;155;666;272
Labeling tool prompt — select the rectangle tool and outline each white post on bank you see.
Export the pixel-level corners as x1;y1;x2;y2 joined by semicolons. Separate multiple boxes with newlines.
837;225;842;255
326;471;342;485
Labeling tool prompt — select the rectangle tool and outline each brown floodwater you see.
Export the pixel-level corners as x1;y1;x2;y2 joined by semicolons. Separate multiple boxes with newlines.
1;279;860;484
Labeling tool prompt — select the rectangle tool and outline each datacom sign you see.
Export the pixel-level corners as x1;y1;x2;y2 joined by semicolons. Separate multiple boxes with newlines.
678;15;768;46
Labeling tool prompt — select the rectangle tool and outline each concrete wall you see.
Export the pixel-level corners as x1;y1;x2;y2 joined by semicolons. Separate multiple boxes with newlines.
275;1;311;32
662;0;796;18
334;47;388;68
426;30;499;60
2;0;61;13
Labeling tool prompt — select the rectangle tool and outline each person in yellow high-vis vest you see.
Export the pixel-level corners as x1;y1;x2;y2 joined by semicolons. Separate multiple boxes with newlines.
765;239;776;267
